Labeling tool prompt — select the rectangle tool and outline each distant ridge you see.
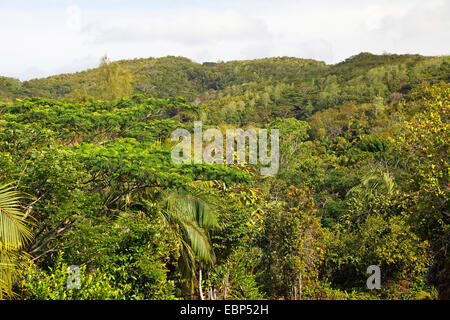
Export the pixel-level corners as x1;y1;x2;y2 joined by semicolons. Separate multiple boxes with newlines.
0;52;448;102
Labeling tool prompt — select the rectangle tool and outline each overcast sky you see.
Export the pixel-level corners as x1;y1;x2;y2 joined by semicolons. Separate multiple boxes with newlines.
1;0;449;80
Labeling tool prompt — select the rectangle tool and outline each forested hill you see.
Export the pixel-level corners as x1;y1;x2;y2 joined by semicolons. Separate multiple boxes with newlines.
0;51;448;300
1;52;449;108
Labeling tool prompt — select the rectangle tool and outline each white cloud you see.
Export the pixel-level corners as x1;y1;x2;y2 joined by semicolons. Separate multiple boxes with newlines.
66;5;83;32
81;9;271;45
0;0;449;80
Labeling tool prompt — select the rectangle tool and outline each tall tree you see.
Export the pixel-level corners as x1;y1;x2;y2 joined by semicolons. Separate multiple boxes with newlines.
98;55;133;100
157;191;218;296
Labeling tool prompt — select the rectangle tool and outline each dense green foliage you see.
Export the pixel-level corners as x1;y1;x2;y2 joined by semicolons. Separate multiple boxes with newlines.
0;52;448;300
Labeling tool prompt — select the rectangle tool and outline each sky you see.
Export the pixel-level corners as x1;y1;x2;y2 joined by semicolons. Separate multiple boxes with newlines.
1;0;449;80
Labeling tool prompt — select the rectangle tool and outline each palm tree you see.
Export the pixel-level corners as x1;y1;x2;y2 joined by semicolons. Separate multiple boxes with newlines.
347;170;395;203
110;184;219;297
157;191;218;296
0;184;33;299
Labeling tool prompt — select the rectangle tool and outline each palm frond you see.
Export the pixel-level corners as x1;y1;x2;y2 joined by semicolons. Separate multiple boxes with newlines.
0;184;32;251
164;193;218;229
347;170;396;202
157;190;218;286
0;184;32;299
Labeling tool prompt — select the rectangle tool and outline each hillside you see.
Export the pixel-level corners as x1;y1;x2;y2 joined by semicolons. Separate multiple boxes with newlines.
0;52;449;300
1;53;448;103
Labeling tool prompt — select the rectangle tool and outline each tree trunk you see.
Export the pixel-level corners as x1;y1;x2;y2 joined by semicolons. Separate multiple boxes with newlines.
208;286;217;300
223;261;230;300
207;270;216;300
198;266;204;300
299;274;302;300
